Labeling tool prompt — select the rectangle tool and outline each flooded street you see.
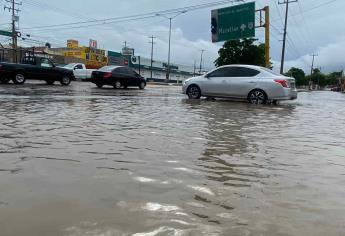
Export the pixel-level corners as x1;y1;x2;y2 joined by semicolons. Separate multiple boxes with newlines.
0;82;344;236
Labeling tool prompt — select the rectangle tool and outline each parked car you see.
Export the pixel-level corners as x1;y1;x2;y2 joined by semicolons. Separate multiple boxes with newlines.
330;86;341;92
0;56;74;86
63;63;95;81
182;65;298;104
91;66;146;89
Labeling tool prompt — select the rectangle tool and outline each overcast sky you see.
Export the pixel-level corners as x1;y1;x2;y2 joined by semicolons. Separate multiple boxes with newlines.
0;0;343;73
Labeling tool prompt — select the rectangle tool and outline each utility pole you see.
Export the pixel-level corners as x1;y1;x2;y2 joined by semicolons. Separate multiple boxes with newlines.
193;60;196;76
310;53;318;75
5;0;21;63
148;36;156;80
278;0;297;74
309;53;318;90
199;49;205;74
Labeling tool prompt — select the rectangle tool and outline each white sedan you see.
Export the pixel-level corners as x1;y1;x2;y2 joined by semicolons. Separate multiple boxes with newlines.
182;65;297;104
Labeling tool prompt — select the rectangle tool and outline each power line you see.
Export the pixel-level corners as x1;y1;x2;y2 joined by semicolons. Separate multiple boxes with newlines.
20;0;243;31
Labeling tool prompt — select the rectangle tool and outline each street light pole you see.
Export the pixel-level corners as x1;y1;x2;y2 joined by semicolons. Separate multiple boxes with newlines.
156;11;186;82
199;50;205;74
167;18;172;82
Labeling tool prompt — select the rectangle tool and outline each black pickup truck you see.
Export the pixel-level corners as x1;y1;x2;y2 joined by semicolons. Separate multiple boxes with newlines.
0;56;74;86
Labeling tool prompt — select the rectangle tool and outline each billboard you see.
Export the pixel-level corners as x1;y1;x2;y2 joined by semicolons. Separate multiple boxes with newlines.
89;39;98;49
211;2;255;42
67;40;79;48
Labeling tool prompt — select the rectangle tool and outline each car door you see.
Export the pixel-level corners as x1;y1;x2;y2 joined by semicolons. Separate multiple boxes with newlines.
125;68;139;86
22;57;41;79
224;67;260;98
114;67;128;84
39;58;57;80
202;67;233;96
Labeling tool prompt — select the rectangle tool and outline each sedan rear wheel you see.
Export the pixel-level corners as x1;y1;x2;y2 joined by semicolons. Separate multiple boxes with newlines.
60;76;71;86
248;90;267;105
114;81;122;89
13;73;26;85
187;85;201;99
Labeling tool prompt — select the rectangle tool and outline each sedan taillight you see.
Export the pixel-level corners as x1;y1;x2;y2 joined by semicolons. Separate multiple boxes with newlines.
274;79;289;88
103;72;112;78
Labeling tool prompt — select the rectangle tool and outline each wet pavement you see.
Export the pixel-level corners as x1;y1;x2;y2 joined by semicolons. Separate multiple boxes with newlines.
0;81;344;236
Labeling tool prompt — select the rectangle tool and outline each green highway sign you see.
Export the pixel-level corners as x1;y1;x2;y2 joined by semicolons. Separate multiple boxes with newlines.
0;30;12;37
211;2;255;42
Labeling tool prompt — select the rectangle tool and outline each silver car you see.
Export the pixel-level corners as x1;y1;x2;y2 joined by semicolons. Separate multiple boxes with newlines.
182;65;298;104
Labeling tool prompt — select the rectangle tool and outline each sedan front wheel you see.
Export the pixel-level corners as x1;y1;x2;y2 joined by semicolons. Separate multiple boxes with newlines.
139;81;146;90
187;85;201;99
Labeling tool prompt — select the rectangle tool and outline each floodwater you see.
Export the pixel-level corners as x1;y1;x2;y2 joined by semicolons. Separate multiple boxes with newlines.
0;82;344;236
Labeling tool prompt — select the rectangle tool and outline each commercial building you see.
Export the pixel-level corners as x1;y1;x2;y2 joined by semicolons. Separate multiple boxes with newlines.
108;48;196;83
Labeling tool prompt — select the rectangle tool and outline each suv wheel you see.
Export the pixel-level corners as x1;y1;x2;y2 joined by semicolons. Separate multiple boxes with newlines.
114;81;122;89
60;76;71;86
96;83;103;88
187;85;201;99
139;81;146;90
248;90;267;104
13;73;26;84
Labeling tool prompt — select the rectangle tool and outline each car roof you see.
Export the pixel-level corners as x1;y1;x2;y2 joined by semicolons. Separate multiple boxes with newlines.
212;64;284;77
217;64;265;70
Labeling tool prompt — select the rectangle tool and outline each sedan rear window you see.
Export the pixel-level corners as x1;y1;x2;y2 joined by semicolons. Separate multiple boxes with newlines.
208;67;260;77
99;66;117;72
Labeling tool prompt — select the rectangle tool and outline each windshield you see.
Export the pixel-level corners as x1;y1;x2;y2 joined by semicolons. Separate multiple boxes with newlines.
99;66;117;72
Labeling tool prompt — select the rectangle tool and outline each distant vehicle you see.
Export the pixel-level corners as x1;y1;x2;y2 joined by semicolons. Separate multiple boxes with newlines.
182;65;298;104
91;66;146;89
331;86;341;92
0;56;74;86
63;63;96;81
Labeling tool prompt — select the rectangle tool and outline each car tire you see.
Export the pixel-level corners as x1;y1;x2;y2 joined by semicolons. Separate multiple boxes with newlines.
12;73;26;85
0;78;10;84
114;81;122;89
248;89;267;105
187;85;201;99
96;83;103;88
46;79;55;85
60;75;71;86
139;81;146;90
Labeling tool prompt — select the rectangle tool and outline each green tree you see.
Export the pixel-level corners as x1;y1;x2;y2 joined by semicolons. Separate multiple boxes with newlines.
326;71;342;86
285;67;307;86
214;38;266;67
